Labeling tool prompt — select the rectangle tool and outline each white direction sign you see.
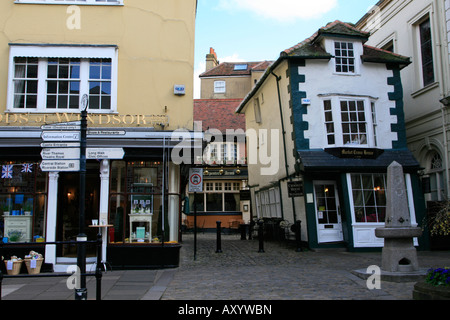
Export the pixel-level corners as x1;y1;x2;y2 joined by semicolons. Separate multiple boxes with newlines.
40;160;80;172
41;142;81;148
87;148;125;160
41;148;80;160
41;131;81;142
189;168;203;192
41;121;81;131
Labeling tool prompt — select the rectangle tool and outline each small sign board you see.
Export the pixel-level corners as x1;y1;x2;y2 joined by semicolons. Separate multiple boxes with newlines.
41;148;80;160
189;168;203;192
86;148;125;160
288;181;304;198
41;131;81;142
40;160;80;172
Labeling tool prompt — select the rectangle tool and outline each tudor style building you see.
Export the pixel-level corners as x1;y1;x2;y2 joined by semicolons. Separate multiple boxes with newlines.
0;0;197;270
237;21;427;250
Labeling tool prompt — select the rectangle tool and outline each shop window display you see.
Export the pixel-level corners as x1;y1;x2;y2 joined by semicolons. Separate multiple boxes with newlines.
0;162;47;243
109;161;169;244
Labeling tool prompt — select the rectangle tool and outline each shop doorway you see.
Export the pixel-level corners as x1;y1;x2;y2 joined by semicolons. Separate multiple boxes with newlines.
56;162;100;257
313;181;344;243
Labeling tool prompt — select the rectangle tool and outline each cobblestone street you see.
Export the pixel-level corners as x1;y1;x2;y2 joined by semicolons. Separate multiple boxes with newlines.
161;233;450;300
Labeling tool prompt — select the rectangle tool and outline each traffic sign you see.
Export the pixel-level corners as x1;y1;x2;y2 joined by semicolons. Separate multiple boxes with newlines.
86;148;125;160
189;168;203;192
40;160;80;172
41;131;81;141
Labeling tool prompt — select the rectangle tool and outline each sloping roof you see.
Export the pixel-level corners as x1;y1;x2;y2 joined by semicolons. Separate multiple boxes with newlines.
237;20;410;113
282;20;369;57
200;61;273;78
194;99;245;132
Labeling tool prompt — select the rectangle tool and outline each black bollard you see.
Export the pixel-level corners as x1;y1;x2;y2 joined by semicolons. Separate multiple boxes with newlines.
216;221;223;253
294;220;302;252
257;220;264;253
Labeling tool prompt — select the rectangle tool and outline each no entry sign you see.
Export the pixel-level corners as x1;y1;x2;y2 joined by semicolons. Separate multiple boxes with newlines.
189;168;203;192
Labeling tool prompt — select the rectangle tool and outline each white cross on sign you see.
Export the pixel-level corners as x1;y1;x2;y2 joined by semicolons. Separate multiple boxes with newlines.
189;168;203;192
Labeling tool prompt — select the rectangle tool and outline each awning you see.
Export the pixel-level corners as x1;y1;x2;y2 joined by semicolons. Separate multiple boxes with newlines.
297;149;421;173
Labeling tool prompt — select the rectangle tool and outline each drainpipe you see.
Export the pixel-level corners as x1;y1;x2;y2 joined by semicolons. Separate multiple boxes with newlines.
271;71;297;222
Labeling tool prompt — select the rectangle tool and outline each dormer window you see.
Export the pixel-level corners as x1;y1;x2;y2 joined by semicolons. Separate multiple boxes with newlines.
334;41;355;73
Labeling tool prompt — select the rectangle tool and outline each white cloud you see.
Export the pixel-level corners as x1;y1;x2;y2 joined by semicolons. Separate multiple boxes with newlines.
218;0;338;22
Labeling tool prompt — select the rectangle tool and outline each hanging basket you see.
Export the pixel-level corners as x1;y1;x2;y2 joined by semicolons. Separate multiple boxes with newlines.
4;260;23;276
24;258;44;275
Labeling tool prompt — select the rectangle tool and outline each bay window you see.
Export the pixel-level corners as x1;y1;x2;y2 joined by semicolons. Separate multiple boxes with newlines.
321;96;378;147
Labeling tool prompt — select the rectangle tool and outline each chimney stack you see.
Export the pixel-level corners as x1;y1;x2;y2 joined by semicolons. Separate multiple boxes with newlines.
206;47;219;71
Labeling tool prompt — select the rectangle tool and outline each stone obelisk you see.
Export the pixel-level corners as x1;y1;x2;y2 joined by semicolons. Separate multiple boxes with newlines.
375;161;422;272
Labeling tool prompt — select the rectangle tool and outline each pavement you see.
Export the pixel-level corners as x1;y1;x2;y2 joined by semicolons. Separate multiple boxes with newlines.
1;233;450;301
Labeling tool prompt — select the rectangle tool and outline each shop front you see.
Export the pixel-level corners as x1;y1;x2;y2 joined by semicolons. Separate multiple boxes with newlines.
298;148;428;251
0;126;199;271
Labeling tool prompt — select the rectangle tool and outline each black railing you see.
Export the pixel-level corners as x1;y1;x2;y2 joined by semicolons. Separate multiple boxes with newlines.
0;234;103;300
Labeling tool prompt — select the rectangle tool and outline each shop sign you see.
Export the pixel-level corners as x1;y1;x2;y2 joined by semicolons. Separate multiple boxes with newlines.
40;160;80;172
189;168;203;192
288;181;304;198
324;147;384;159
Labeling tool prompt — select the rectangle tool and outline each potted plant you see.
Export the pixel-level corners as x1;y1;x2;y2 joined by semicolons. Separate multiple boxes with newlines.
413;268;450;300
8;230;23;242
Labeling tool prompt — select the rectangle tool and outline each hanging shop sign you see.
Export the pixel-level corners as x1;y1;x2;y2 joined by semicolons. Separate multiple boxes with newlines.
288;181;304;198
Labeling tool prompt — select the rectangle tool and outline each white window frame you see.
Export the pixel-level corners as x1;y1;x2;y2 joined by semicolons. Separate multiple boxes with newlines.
15;0;123;5
320;95;378;148
204;142;239;164
7;44;118;113
214;80;226;94
334;41;356;74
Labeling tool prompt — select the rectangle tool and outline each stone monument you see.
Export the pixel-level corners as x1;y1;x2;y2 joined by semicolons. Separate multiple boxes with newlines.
375;161;422;272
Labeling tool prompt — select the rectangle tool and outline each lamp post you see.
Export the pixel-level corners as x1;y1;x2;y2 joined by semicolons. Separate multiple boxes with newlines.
75;94;88;300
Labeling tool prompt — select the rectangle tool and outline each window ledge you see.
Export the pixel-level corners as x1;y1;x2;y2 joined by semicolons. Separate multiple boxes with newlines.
411;81;439;98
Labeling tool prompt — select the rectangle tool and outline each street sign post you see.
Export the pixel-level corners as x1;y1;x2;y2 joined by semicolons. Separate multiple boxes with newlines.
189;168;203;261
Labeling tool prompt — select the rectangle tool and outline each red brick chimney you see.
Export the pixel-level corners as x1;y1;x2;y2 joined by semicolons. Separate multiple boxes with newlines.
206;47;219;71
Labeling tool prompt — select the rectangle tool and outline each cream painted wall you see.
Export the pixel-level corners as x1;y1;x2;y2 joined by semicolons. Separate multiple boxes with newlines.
0;0;196;130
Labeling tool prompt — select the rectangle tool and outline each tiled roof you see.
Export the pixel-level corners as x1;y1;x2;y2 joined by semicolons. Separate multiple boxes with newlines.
281;20;409;66
194;99;245;132
200;61;273;78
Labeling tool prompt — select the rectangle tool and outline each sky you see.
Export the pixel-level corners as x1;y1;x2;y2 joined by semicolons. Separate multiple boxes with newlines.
194;0;380;98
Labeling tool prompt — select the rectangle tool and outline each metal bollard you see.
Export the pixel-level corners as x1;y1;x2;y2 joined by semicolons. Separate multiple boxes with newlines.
216;221;223;253
294;220;302;252
258;220;264;253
